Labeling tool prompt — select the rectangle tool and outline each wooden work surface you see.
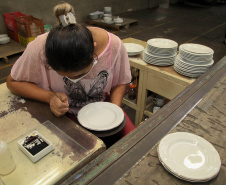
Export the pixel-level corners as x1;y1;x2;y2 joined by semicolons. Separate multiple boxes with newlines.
122;38;195;126
60;56;226;185
0;83;106;185
87;17;138;30
0;40;25;62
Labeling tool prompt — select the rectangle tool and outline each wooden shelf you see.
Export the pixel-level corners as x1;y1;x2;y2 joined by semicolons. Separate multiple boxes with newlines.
87;17;138;30
0;39;25;63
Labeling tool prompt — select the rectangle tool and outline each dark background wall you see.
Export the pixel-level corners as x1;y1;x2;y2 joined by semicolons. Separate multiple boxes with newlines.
0;0;159;33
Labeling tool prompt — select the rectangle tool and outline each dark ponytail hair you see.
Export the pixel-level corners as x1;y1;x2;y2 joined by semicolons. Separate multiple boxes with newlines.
45;24;94;72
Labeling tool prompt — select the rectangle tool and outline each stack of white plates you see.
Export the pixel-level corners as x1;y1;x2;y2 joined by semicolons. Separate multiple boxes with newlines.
143;38;178;66
124;43;144;56
158;132;221;182
174;43;214;78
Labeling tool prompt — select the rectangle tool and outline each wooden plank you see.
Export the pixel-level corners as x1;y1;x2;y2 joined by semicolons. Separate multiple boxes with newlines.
87;17;138;30
0;39;25;59
146;72;188;100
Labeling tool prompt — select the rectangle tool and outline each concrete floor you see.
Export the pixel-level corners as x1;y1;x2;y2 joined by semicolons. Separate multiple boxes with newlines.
1;3;226;123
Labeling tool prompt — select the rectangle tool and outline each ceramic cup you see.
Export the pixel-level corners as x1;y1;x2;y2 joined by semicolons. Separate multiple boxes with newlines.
153;106;161;113
152;95;165;107
104;7;112;14
103;16;112;23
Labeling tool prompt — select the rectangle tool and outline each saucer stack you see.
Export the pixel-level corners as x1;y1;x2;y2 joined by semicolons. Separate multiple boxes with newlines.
143;38;178;66
174;43;214;78
158;132;221;182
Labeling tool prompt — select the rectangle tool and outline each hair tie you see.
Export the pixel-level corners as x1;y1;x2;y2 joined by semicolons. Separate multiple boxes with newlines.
59;12;76;26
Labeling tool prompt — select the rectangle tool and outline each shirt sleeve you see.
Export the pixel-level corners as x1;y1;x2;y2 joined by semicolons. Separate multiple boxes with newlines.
11;34;50;89
111;35;132;87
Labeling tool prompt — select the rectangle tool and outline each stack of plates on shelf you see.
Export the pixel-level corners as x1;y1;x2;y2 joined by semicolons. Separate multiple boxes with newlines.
157;132;221;182
143;38;178;66
78;102;124;131
174;43;214;78
124;43;144;56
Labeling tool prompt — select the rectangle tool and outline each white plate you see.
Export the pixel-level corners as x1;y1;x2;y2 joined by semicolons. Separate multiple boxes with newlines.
174;67;203;78
101;20;114;24
77;102;124;131
180;43;214;54
158;132;221;182
176;55;214;67
147;38;178;49
124;43;144;55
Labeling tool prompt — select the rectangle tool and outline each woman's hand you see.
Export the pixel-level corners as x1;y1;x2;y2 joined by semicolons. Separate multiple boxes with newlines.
49;92;69;117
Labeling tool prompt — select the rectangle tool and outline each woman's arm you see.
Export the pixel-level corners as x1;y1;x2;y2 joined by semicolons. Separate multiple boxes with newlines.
7;74;69;117
7;74;53;103
110;84;126;107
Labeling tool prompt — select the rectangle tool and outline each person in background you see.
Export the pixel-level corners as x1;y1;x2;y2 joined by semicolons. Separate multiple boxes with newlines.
7;2;135;145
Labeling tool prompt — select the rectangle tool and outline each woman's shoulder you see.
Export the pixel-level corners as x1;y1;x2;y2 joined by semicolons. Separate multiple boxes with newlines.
29;32;48;46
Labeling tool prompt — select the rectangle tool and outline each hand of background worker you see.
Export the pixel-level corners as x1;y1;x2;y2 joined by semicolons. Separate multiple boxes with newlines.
49;92;69;117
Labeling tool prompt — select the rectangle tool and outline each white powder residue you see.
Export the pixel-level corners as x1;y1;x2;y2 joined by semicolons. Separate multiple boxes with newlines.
0;108;40;143
0;83;26;114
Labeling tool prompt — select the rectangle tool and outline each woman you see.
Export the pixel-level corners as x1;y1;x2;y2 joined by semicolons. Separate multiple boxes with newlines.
7;3;135;140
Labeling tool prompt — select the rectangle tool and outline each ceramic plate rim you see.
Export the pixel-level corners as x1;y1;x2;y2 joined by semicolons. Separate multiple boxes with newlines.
77;102;124;131
147;38;178;49
180;43;214;55
158;132;221;181
124;43;144;53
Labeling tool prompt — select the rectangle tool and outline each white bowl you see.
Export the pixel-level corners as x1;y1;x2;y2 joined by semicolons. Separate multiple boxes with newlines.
114;17;123;24
104;7;111;13
89;13;99;20
0;34;8;38
0;36;10;44
103;17;112;23
104;14;112;17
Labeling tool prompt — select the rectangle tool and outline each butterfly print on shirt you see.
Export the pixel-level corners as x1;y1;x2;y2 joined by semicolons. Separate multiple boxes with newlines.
63;70;109;108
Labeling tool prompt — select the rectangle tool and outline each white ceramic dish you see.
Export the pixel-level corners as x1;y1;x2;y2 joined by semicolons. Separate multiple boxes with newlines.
176;55;214;67
174;62;209;73
113;17;123;24
0;36;10;44
77;102;124;131
174;63;207;75
0;34;8;38
143;50;176;66
178;54;212;65
180;43;214;55
103;14;112;17
158;132;221;182
89;13;99;20
179;49;213;61
146;38;178;56
124;43;144;56
144;49;176;58
147;38;178;49
101;20;114;24
174;66;203;78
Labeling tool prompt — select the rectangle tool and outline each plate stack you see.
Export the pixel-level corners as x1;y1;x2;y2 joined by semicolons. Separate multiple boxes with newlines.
124;43;144;56
158;132;221;182
77;102;125;132
143;38;178;66
174;43;214;78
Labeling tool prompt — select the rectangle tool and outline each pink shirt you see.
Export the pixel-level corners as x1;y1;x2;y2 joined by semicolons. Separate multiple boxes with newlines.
11;30;131;113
